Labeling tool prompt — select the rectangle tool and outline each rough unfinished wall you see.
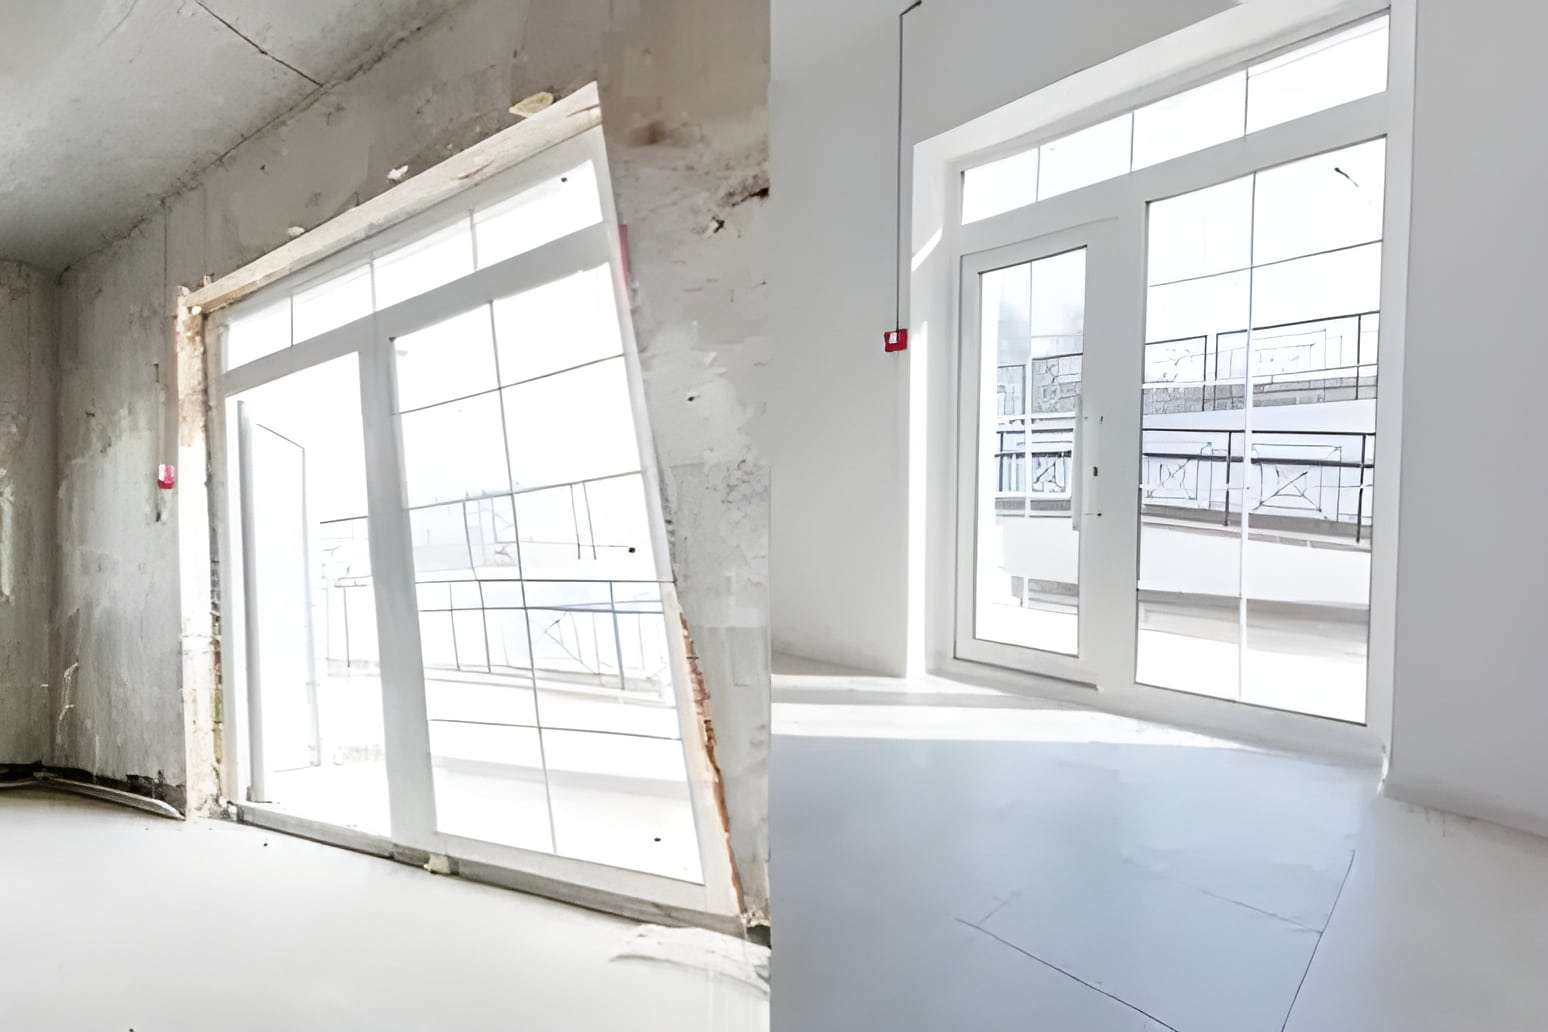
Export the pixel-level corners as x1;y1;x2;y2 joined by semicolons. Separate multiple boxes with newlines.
56;224;187;804
55;0;617;807
600;0;771;925
53;0;770;920
0;261;57;765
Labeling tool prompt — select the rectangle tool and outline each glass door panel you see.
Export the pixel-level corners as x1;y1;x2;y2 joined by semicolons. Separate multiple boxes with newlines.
234;353;390;833
972;248;1086;656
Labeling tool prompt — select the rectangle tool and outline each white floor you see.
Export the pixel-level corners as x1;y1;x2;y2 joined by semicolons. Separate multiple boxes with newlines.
0;787;766;1032
770;661;1548;1032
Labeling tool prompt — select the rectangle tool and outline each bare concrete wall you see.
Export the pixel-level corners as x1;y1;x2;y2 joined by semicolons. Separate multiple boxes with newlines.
56;222;186;800
52;0;769;919
601;0;771;926
0;261;57;764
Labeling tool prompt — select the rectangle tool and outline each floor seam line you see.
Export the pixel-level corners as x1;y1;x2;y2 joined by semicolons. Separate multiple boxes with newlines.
953;917;1183;1032
1279;847;1357;1032
1117;855;1326;933
976;890;1020;925
1178;878;1323;933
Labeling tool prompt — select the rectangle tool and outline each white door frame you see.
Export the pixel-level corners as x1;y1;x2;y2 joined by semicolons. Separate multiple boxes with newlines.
208;127;741;929
912;0;1414;764
953;219;1143;691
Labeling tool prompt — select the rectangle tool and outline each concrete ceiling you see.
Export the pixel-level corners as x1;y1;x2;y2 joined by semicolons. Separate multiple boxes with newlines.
0;0;465;272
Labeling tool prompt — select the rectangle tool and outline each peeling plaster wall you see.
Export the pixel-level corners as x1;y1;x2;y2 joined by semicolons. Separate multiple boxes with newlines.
600;0;772;925
0;262;57;764
51;0;769;918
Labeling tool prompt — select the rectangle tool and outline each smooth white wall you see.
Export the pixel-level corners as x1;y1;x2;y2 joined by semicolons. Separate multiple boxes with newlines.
770;0;1230;673
1385;0;1548;835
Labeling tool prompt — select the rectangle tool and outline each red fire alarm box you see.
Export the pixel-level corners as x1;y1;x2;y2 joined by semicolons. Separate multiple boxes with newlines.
884;328;908;352
156;464;176;490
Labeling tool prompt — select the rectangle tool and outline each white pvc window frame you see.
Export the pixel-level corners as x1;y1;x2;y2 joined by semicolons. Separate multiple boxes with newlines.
207;126;741;927
911;0;1415;763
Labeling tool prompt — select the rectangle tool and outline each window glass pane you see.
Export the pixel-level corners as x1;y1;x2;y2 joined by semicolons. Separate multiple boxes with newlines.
462;495;520;577
545;728;701;882
502;357;642;491
430;722;553;853
1132;72;1246;170
1251;242;1381;328
1247;16;1388;133
1146;269;1250;343
493;265;623;384
1147;176;1252;285
961;147;1039;224
1137;255;1247;700
475;161;603;268
1243;314;1366;385
373;218;474;310
1037;113;1132;201
427;645;537;726
399;393;511;507
293;265;373;343
394;306;498;411
1253;139;1385;266
482;608;534;673
410;500;515;582
1137;422;1246;699
513;473;659;582
1144;337;1208;386
1137;134;1385;723
537;626;679;735
529;609;620;691
225;296;290;369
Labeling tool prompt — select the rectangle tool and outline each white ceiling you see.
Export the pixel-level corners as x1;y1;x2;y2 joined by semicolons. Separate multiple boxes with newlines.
0;0;465;271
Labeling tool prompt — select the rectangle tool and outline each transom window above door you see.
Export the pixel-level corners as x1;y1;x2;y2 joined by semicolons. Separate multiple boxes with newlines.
959;14;1389;224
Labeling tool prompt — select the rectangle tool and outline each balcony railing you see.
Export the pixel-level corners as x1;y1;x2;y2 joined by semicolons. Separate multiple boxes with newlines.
993;424;1375;542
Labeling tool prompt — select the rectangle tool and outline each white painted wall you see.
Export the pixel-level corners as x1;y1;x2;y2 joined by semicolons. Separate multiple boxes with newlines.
770;0;1231;673
774;0;1548;838
1384;0;1548;836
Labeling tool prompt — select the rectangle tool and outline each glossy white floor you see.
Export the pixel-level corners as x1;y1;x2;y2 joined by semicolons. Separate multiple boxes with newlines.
770;659;1548;1032
0;787;766;1032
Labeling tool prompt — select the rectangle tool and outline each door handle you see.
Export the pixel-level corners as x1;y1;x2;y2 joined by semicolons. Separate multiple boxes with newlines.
1071;398;1100;530
1071;397;1083;532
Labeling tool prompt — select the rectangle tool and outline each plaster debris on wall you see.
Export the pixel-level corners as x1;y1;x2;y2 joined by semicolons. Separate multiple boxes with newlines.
510;90;556;117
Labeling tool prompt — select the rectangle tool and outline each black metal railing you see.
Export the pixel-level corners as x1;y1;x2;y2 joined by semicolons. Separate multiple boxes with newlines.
993;426;1375;542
